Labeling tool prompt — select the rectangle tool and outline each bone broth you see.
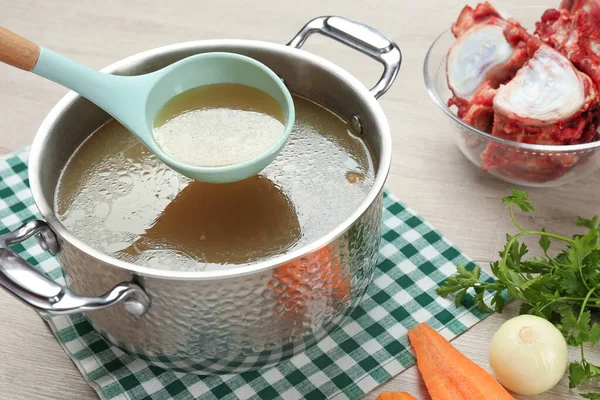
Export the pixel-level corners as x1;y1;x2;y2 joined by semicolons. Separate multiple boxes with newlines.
55;95;375;271
152;83;285;166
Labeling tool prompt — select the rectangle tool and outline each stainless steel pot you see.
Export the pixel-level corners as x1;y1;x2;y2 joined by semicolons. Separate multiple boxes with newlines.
0;16;400;373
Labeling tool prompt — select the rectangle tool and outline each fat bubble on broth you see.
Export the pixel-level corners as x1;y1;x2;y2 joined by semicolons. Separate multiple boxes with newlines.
55;95;375;272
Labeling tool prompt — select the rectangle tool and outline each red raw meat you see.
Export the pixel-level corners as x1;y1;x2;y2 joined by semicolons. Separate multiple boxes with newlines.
536;7;600;91
561;0;600;32
451;2;503;37
449;81;496;133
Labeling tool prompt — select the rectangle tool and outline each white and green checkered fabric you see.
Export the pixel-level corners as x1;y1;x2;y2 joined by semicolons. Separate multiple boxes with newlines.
0;149;493;400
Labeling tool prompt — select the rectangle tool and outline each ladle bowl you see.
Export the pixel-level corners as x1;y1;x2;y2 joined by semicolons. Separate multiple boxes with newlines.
0;27;295;183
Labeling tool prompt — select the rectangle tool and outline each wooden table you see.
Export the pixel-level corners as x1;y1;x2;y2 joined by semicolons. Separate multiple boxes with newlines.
1;0;599;398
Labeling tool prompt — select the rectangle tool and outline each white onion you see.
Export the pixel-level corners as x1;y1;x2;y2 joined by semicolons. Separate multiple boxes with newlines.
489;314;568;395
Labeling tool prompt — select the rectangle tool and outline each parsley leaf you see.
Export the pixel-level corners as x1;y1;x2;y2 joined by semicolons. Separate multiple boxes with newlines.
437;190;600;398
520;256;553;274
570;361;600;388
570;362;592;388
502;189;534;212
559;270;589;297
581;393;600;399
565;311;600;347
539;228;551;254
577;216;599;230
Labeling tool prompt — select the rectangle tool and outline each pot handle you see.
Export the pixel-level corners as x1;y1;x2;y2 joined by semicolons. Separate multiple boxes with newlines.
0;220;150;316
287;16;401;99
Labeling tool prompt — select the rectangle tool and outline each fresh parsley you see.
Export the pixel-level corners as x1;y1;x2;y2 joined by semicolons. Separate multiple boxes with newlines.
437;190;600;397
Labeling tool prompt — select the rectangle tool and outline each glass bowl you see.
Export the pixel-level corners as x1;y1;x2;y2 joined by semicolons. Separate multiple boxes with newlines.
423;6;600;187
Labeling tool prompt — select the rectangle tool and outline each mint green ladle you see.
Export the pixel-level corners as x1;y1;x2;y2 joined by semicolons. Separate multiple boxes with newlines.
0;26;295;183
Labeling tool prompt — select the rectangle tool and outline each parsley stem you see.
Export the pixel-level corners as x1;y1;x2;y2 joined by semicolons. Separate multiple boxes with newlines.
575;252;592;292
581;271;591;292
500;202;575;290
509;204;527;232
506;291;600;323
538;296;600;315
578;288;596;322
507;203;574;243
531;231;574;243
560;297;600;305
508;203;574;244
567;288;597;345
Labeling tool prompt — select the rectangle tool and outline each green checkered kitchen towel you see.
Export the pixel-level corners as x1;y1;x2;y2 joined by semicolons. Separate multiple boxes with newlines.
0;149;493;400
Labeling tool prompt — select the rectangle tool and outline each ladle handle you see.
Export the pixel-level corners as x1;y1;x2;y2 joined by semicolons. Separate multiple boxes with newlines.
0;26;40;71
0;25;147;135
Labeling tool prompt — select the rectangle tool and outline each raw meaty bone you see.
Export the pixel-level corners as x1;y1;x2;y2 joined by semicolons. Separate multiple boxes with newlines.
561;0;600;32
493;44;598;144
536;5;600;92
447;2;530;132
482;44;599;180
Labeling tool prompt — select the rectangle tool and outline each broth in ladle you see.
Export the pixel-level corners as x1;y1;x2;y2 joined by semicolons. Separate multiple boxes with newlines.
152;83;286;167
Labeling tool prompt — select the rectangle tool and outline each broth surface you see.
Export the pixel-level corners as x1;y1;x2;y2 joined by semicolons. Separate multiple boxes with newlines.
55;95;375;271
153;83;285;167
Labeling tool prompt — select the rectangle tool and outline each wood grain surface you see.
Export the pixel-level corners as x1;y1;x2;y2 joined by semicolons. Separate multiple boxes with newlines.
1;0;600;398
0;26;40;71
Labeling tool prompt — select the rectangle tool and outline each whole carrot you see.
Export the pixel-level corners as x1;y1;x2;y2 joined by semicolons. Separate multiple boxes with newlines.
408;323;514;400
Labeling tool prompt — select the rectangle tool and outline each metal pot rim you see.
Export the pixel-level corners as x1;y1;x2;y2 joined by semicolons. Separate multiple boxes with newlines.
29;38;392;281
